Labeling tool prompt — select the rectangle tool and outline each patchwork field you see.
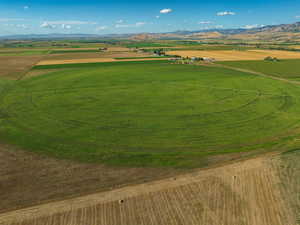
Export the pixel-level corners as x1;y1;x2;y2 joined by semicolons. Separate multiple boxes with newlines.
0;42;300;225
35;49;159;65
166;49;300;61
0;153;298;225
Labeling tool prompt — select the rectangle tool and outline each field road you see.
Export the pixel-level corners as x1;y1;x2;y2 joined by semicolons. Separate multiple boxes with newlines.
0;154;296;225
211;63;300;86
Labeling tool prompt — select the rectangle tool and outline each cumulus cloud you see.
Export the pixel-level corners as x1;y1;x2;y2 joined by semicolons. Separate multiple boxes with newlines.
160;8;172;14
0;18;25;22
96;26;108;31
156;15;160;19
2;23;28;29
135;22;146;26
115;22;146;28
214;25;224;29
17;24;28;29
242;24;265;29
115;24;129;28
116;20;124;24
23;6;29;10
198;21;213;24
42;20;96;25
40;22;56;29
61;24;72;29
217;11;236;16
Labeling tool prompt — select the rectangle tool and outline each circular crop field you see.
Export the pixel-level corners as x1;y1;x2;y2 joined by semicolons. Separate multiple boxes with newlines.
0;62;300;168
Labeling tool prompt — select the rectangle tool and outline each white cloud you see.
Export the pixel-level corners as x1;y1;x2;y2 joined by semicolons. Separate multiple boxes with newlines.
0;18;25;22
40;22;56;29
160;8;172;14
242;24;265;29
295;16;300;19
135;22;146;27
96;26;108;31
156;15;160;19
61;24;72;29
2;23;28;29
217;11;236;16
42;20;96;25
23;6;29;10
17;24;28;29
198;21;213;24
115;24;129;28
214;25;224;29
115;22;146;28
116;20;124;23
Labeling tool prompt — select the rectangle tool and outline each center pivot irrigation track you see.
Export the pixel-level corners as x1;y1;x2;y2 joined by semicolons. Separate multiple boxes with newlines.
0;155;296;225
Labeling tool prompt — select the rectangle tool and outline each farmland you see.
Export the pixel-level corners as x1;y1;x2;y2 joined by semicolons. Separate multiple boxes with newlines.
0;55;45;79
1;61;300;169
166;49;300;61
0;153;298;225
0;39;299;224
218;59;300;80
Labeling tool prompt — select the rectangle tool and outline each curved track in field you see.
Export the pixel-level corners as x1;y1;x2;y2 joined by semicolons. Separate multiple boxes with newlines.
1;62;300;167
0;63;299;225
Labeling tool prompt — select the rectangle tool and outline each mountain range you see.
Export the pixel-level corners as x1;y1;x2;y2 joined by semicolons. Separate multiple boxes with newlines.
1;22;300;42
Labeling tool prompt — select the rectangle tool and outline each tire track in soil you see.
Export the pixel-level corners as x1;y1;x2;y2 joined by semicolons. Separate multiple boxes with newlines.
0;155;296;225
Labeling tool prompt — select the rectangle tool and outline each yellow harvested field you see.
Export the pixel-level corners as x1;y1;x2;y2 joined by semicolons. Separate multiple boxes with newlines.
37;57;168;65
290;46;300;49
166;49;300;61
0;155;296;225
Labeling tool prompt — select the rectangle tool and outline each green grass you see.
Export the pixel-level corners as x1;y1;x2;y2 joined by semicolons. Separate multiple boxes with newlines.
125;42;175;48
32;60;170;70
218;59;300;80
1;61;300;168
49;49;101;54
114;56;169;60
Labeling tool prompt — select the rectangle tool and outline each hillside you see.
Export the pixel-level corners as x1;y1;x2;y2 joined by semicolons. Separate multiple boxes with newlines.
1;22;300;42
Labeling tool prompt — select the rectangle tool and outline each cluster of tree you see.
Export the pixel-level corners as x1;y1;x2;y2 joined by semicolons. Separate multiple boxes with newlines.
99;47;108;51
264;56;280;62
153;48;166;56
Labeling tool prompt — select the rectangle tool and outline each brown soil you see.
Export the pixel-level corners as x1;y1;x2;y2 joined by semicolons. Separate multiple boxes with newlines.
45;52;151;60
0;143;180;214
0;154;296;225
0;55;44;79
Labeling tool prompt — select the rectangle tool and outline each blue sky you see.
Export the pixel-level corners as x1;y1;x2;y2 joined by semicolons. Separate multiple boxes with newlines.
0;0;300;35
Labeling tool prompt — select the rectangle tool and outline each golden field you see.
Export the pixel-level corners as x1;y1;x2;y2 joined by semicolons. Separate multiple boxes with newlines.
166;49;300;61
0;154;297;225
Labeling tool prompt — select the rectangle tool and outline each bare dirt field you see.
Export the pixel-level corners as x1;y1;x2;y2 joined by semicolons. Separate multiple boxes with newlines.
0;153;297;225
0;55;44;79
167;49;300;61
0;143;180;214
36;57;168;65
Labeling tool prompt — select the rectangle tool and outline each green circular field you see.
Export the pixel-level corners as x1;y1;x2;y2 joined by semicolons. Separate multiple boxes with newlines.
1;62;300;168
